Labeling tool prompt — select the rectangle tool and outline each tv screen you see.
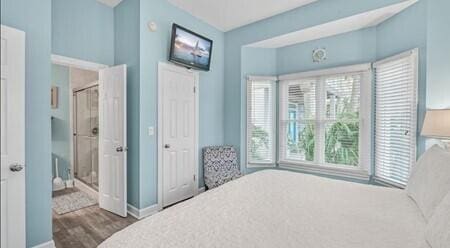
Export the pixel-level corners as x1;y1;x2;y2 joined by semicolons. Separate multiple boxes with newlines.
169;24;213;71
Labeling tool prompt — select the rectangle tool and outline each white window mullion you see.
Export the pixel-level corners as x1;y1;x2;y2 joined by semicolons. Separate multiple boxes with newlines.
315;76;326;164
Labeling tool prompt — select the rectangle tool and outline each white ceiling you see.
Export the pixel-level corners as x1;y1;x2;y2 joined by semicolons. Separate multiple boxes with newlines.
96;0;122;8
247;0;418;48
167;0;318;32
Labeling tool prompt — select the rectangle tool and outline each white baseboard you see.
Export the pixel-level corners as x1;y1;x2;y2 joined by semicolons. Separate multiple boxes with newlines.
127;203;160;220
198;187;205;194
32;240;55;248
129;187;205;220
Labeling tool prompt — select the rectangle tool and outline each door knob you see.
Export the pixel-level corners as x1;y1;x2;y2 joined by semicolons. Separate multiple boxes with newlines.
116;146;128;152
164;144;170;149
92;127;98;135
10;163;24;172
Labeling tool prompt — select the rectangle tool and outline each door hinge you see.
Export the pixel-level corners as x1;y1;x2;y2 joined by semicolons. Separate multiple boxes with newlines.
193;86;196;93
193;174;196;181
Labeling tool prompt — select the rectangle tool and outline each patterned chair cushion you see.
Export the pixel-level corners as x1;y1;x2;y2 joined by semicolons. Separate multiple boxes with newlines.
203;146;242;189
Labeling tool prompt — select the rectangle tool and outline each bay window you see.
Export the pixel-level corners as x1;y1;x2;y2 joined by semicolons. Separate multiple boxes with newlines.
245;51;418;183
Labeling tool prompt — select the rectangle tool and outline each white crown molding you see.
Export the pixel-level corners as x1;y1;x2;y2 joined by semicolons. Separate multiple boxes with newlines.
51;54;108;71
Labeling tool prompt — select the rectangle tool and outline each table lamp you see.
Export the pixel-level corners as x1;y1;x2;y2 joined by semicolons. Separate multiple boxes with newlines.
421;109;450;150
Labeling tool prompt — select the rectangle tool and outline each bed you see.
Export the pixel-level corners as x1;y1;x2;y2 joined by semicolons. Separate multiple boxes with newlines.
99;169;429;248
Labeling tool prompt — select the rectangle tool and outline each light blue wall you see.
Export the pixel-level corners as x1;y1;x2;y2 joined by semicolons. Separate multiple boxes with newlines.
0;0;52;247
52;0;115;65
51;64;70;180
0;0;446;245
277;28;377;74
376;0;428;155
426;0;450;109
114;0;141;208
242;47;278;76
138;0;225;208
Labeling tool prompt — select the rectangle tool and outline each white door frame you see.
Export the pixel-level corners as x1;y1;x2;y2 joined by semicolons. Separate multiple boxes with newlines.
157;62;199;210
51;54;107;187
51;54;108;71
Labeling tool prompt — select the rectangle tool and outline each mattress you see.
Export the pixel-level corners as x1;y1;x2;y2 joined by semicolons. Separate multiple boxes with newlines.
99;170;426;248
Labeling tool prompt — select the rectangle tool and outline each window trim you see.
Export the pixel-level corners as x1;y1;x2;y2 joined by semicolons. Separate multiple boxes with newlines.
278;63;372;175
246;75;277;168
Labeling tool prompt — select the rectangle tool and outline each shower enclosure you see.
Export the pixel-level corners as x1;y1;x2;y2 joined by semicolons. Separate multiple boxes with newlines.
73;85;99;190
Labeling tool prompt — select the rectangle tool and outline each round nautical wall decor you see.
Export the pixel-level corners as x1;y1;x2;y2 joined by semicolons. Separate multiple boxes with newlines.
312;48;327;63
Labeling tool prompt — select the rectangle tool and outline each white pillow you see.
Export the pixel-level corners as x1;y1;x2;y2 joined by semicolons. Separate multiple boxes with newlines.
406;145;450;220
426;191;450;248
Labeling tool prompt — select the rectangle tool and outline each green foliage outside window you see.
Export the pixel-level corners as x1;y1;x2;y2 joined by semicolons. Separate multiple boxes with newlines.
288;113;359;166
250;126;269;160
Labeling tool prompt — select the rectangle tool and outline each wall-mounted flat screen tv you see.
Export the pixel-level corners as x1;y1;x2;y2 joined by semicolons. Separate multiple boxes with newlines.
169;24;213;71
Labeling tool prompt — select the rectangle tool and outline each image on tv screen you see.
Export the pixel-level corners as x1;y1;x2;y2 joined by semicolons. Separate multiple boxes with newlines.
171;25;212;70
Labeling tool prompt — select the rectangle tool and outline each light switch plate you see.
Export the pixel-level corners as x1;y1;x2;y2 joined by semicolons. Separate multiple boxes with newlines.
148;127;154;136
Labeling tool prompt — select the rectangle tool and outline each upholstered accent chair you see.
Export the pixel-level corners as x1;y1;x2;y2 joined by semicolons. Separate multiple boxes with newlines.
203;146;242;189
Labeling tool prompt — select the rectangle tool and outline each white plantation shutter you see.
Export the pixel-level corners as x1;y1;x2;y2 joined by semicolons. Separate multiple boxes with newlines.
247;76;276;166
374;49;418;187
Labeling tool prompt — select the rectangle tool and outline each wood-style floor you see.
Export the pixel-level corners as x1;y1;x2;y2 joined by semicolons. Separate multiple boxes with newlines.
53;190;137;248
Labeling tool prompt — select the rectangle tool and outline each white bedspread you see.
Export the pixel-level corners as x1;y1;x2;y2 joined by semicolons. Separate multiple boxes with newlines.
99;170;426;248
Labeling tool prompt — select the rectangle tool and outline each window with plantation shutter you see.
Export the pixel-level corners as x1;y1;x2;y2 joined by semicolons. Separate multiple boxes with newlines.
278;64;372;177
246;76;276;166
374;49;418;187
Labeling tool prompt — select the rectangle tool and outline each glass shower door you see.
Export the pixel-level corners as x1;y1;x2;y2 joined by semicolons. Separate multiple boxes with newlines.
74;86;99;190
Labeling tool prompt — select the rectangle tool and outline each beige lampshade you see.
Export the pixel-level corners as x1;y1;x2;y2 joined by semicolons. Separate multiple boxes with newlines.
421;109;450;138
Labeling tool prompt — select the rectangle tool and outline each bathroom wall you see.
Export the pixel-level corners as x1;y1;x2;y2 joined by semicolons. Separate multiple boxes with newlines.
51;64;71;180
70;67;99;89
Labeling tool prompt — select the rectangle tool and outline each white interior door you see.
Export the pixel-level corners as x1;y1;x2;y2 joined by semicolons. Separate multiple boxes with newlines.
1;25;26;248
159;63;198;207
98;65;127;217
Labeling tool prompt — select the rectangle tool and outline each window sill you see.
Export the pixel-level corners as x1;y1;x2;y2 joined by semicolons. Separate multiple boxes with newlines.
247;163;276;169
278;160;370;181
373;177;406;189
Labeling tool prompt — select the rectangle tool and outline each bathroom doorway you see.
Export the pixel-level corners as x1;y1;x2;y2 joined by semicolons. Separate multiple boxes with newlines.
51;62;101;217
50;54;128;219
